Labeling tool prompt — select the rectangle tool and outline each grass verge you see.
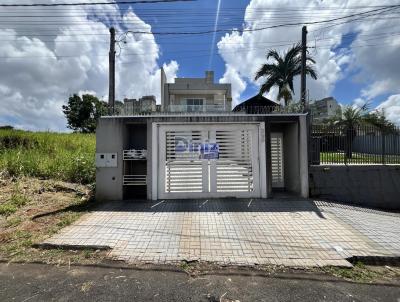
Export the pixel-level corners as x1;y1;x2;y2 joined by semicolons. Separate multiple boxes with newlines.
322;261;400;283
0;129;95;184
0;176;106;264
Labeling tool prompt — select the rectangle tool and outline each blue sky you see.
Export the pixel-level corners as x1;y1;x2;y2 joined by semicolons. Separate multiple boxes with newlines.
132;0;247;77
117;0;399;110
120;0;258;102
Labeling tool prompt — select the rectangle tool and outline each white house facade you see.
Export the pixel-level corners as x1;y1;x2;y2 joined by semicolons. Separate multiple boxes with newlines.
161;69;232;113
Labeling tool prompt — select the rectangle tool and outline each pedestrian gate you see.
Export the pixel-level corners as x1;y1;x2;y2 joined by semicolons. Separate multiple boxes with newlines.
271;132;284;188
157;123;264;199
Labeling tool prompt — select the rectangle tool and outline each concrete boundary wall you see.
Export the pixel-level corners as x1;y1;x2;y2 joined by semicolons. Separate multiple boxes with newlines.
309;165;400;211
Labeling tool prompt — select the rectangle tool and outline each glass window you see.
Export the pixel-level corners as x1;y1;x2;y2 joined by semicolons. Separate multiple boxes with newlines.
186;99;203;112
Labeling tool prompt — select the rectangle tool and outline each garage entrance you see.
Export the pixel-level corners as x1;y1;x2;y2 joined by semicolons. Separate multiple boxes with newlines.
156;123;266;199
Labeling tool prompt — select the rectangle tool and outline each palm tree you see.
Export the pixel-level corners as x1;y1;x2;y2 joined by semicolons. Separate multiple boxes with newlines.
331;104;397;159
333;104;368;159
254;44;317;106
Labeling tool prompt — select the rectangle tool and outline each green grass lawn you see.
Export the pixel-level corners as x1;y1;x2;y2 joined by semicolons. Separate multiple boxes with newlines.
0;129;100;264
0;129;95;184
320;152;400;164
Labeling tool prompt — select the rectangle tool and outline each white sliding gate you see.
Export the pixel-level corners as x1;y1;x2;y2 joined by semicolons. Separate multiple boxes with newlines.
156;123;266;199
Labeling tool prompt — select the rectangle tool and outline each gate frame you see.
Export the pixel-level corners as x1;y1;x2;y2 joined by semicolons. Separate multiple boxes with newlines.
151;122;267;200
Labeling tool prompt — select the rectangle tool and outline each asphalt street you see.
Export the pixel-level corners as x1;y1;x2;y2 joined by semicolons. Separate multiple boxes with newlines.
0;263;399;301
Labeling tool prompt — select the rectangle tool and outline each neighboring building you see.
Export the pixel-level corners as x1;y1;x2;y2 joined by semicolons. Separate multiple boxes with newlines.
309;97;341;122
161;69;232;112
123;96;157;114
233;94;280;113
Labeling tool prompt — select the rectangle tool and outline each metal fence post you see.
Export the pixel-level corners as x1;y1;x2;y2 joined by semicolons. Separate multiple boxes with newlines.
344;126;348;165
382;130;386;165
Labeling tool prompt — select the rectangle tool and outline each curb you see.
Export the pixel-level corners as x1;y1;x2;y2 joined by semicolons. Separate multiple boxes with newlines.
32;243;111;251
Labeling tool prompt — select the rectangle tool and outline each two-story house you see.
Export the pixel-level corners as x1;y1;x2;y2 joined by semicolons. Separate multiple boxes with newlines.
95;68;309;202
161;69;232;112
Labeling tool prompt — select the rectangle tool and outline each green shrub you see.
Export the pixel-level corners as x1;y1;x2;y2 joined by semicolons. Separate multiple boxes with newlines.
0;129;95;184
0;191;30;216
0;203;18;216
9;192;29;207
5;216;22;227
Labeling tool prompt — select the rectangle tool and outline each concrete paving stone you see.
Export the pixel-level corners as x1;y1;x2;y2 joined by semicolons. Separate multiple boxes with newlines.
44;199;400;267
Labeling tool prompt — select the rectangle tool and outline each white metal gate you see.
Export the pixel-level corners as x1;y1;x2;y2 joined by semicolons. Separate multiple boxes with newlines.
271;132;284;188
157;124;262;199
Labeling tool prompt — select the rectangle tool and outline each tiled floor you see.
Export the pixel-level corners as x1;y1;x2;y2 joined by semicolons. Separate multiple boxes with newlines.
315;200;400;256
44;199;400;267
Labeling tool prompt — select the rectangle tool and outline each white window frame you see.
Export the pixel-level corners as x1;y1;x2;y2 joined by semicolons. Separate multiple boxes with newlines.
185;98;204;112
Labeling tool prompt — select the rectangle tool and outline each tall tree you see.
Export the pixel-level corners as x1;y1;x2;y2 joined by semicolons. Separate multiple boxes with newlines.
337;105;366;159
332;104;396;159
62;94;108;133
255;44;317;106
363;110;396;133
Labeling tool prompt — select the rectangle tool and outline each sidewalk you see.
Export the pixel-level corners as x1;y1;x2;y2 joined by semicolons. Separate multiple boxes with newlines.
43;199;400;267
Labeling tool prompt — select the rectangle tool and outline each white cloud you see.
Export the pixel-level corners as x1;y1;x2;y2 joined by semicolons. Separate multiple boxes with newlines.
361;79;392;100
219;64;246;106
352;98;366;108
217;0;400;108
217;0;347;105
0;1;178;131
376;94;400;126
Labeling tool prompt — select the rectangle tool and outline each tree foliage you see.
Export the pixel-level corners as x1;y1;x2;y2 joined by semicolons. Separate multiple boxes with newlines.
331;103;396;132
255;43;317;106
363;111;397;133
62;94;108;133
328;103;397;158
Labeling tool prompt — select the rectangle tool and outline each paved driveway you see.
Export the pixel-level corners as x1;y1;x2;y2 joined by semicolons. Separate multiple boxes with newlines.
44;199;400;267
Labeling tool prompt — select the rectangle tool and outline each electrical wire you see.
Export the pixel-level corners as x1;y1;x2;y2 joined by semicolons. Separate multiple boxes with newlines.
0;0;196;7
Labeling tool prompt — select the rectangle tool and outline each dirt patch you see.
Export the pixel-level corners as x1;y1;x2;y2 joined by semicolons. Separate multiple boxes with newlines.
175;260;400;285
322;261;400;284
0;175;106;265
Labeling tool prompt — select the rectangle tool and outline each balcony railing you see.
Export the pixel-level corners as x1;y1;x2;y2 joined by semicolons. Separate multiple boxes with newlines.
167;104;227;112
104;105;306;116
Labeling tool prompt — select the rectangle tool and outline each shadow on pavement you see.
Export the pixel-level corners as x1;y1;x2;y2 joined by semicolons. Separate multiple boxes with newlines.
91;198;327;219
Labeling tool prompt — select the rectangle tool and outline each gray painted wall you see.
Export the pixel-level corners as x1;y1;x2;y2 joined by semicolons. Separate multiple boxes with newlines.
309;165;400;210
283;123;300;194
95;118;125;201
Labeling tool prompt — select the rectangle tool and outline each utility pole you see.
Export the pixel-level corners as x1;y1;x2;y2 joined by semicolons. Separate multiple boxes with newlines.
108;27;116;115
300;25;307;110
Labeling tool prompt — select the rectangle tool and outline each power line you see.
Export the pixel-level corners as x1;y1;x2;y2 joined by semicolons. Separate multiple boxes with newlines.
0;38;398;60
0;28;392;47
0;0;195;7
0;12;398;24
118;5;400;35
0;15;398;39
3;28;400;44
0;3;397;60
0;4;398;11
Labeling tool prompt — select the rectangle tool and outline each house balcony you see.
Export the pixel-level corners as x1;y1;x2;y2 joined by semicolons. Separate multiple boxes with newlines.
167;104;228;112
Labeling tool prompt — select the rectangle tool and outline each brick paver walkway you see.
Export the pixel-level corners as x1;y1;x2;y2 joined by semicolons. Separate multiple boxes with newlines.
44;199;400;267
315;200;400;256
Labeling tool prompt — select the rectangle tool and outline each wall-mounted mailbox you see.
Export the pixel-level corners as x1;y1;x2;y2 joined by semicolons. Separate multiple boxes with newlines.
96;153;118;167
